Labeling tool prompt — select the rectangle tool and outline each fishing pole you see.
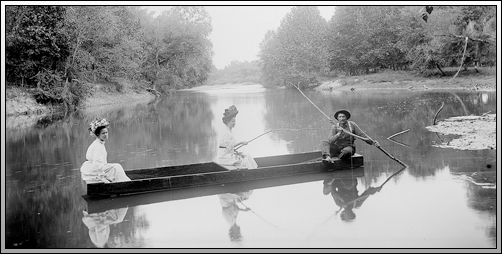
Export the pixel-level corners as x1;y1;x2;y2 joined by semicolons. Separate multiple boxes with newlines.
290;82;408;168
234;130;273;151
234;128;331;151
238;201;278;228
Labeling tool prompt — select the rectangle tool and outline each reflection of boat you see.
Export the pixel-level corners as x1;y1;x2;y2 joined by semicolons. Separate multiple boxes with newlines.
85;151;363;198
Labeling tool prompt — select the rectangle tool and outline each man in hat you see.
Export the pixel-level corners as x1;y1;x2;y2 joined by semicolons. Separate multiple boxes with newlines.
321;109;378;164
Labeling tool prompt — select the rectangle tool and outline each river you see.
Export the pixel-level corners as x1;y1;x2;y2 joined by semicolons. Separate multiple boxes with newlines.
4;84;497;249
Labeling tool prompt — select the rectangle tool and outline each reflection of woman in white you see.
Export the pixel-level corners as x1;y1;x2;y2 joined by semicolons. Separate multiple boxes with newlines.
216;105;258;170
80;118;131;183
218;191;253;242
82;207;128;248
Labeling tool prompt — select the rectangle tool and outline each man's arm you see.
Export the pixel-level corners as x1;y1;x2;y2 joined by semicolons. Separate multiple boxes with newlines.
328;124;341;143
351;121;374;145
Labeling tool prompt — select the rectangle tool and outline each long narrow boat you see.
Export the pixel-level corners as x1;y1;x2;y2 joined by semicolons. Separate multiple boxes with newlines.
85;151;364;197
84;167;365;213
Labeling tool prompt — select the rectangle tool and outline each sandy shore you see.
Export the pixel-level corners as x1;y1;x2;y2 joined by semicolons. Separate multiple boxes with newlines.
315;75;496;92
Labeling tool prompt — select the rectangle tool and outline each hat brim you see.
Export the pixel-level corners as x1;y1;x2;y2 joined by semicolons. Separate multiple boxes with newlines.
334;110;351;120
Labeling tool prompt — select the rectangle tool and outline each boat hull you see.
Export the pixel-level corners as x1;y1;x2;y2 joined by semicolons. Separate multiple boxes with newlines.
85;151;363;197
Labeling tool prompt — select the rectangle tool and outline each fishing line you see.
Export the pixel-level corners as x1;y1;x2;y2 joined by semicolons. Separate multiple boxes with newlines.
234;128;331;151
238;201;278;228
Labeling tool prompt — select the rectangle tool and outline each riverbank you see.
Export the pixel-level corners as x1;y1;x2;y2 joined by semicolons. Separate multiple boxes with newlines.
5;67;496;118
5;78;157;117
4;79;157;130
315;67;496;92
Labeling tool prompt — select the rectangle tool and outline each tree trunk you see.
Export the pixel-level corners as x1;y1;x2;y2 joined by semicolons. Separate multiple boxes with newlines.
474;42;480;73
436;63;446;76
153;50;159;91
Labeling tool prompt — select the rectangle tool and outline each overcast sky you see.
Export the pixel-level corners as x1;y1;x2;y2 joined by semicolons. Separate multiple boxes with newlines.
142;5;337;69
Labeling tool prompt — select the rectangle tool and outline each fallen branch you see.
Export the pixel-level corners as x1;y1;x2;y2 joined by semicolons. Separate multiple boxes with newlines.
481;111;492;116
388;138;411;148
446;36;469;84
387;129;410;140
433;102;445;125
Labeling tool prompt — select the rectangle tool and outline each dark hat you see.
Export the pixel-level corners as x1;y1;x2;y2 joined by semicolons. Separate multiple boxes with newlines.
334;109;351;120
222;105;239;123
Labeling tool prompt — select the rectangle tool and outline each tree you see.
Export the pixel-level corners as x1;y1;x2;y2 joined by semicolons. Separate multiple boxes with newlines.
140;6;213;91
259;6;328;87
5;6;69;86
327;6;407;75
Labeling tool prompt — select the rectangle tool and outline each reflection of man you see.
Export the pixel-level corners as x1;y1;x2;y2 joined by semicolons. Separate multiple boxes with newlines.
82;207;128;248
323;177;380;222
218;190;253;242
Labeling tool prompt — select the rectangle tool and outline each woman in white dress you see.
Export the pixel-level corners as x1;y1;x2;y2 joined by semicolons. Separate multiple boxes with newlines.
80;118;131;184
216;105;258;170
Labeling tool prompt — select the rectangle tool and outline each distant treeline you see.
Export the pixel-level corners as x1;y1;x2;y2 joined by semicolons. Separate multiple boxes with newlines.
206;60;261;85
258;6;496;88
5;6;213;110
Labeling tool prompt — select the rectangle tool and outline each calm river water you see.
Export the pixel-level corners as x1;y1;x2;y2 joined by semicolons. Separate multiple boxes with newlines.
4;84;498;249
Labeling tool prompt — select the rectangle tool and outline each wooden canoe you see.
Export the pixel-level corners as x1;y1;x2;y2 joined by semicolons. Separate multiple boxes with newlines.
84;167;365;213
84;151;364;197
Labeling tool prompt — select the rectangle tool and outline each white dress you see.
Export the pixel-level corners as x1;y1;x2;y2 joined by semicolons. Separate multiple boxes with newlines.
80;139;131;183
216;126;258;169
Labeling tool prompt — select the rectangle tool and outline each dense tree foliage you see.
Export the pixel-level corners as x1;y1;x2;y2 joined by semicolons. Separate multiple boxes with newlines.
259;7;328;88
5;6;214;109
6;5;497;100
259;5;497;87
6;6;69;86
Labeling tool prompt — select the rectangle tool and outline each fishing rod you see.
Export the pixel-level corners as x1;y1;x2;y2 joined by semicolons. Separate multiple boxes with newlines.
290;82;408;168
238;201;278;228
234;128;331;151
234;130;273;151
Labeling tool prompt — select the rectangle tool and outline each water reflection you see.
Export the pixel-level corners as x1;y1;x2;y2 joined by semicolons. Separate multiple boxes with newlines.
82;207;129;248
322;176;380;222
4;84;497;248
323;166;406;222
218;191;253;242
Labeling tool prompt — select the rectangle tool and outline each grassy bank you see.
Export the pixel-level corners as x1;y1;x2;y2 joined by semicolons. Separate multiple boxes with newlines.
316;66;496;92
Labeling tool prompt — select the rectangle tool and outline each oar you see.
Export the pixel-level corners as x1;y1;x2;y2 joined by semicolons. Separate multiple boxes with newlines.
234;130;273;151
290;82;408;167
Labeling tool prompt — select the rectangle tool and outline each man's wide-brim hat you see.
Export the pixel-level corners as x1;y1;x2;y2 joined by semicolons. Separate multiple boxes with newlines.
334;109;351;120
